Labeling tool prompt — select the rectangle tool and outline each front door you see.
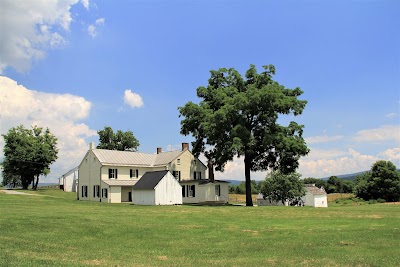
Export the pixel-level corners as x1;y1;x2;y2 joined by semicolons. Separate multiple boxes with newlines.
128;192;132;202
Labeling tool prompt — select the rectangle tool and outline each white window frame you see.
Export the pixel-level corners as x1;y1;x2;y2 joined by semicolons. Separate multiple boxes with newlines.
130;169;139;178
109;168;118;179
102;188;108;198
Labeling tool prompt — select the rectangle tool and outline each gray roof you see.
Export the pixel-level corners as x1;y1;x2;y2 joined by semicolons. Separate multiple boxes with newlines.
306;186;327;195
92;149;185;167
133;170;169;190
102;180;137;186
179;179;229;184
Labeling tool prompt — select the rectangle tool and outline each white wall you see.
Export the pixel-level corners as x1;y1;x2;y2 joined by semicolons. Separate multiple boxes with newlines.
109;186;121;203
132;189;155;205
154;172;182;205
314;195;328;207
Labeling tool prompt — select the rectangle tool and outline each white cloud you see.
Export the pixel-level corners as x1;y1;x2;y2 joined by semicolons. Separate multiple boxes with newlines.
353;125;400;143
88;17;105;38
305;135;344;144
0;0;90;73
0;76;97;182
88;25;97;38
123;89;144;109
81;0;90;10
385;113;397;119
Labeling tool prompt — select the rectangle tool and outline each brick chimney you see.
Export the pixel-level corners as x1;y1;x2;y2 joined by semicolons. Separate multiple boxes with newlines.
157;147;162;154
182;142;189;151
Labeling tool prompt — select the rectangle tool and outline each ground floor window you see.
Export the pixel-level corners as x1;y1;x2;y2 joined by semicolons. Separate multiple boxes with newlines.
182;185;195;197
81;186;88;197
93;185;100;198
102;188;108;198
215;185;221;196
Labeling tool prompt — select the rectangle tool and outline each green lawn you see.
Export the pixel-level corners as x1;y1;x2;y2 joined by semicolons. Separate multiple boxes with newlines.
1;189;399;267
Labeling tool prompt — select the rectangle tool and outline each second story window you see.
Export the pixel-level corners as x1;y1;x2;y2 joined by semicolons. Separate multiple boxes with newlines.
194;172;201;180
109;168;118;179
172;171;181;181
130;169;139;178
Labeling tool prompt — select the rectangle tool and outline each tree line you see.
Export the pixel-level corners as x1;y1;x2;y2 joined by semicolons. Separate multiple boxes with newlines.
229;160;400;204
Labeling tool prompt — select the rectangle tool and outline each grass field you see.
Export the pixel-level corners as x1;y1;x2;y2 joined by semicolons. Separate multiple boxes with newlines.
1;189;399;267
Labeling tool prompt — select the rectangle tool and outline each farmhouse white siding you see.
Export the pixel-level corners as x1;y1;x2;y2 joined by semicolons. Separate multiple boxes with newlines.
181;180;229;204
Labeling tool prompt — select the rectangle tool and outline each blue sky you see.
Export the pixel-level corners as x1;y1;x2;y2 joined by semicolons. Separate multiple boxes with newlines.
0;0;399;183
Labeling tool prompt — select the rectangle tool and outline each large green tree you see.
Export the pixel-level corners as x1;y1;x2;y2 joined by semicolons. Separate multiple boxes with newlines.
355;160;400;202
97;126;140;151
179;64;309;206
2;125;58;190
261;171;306;205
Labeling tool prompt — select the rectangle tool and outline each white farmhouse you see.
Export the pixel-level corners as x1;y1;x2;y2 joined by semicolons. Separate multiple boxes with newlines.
78;142;229;204
302;184;328;207
59;167;78;192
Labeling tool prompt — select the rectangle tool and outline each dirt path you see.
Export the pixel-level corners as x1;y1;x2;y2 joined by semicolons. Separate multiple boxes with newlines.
0;189;39;196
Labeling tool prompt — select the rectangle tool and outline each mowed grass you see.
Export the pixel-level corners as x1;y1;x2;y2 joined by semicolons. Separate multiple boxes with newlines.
0;189;399;267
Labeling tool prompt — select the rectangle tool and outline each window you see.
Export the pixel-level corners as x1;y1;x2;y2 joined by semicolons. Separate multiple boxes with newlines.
215;185;221;196
194;171;201;180
172;171;181;181
93;185;100;198
177;159;181;165
187;185;195;197
109;168;118;179
102;188;108;198
130;169;139;178
81;186;88;197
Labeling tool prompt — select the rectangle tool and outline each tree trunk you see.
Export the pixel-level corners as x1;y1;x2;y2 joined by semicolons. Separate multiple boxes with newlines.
208;161;214;182
21;178;30;190
33;174;40;190
244;153;253;206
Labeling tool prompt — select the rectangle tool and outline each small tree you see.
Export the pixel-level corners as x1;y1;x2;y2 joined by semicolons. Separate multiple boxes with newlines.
2;125;58;190
97;126;139;151
261;171;306;205
355;160;400;202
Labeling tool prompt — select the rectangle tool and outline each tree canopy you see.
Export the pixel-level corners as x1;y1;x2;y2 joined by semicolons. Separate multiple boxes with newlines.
355;160;400;202
2;125;58;190
97;126;140;151
179;64;309;206
260;171;306;205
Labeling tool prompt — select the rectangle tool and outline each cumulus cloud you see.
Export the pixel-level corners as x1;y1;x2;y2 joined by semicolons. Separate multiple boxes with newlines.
305;135;344;144
88;17;105;38
123;89;144;109
353;125;400;143
0;76;97;181
0;0;91;73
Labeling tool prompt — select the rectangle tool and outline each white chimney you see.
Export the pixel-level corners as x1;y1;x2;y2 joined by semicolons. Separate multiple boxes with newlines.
89;142;95;150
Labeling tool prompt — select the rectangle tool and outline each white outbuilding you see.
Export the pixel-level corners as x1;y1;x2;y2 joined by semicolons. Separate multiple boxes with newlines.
302;184;328;207
132;170;182;205
59;167;78;192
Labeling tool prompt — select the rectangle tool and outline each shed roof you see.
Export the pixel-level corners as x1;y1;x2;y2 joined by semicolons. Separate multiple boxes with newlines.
92;149;186;167
306;186;327;195
133;170;169;190
179;179;229;184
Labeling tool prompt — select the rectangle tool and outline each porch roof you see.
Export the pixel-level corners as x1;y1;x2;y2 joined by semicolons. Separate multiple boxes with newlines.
102;180;137;186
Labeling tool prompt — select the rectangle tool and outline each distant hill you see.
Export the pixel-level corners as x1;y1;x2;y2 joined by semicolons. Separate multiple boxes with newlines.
221;179;242;186
321;169;400;181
